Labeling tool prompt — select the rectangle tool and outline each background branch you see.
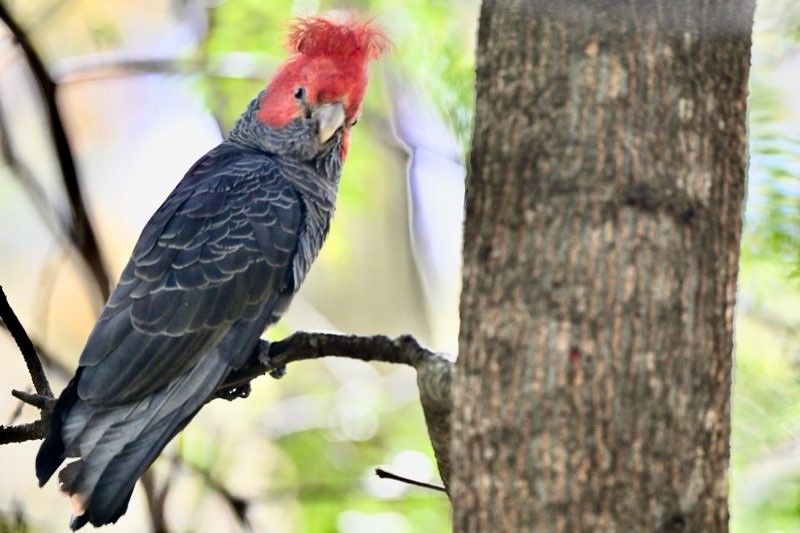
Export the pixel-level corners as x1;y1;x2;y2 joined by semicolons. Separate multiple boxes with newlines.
52;52;279;85
0;1;110;300
0;101;67;239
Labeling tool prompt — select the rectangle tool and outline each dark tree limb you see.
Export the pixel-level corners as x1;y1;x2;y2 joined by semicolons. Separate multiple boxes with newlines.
0;285;55;445
0;302;456;490
220;332;454;489
0;419;49;445
0;286;52;399
221;332;444;390
0;1;110;300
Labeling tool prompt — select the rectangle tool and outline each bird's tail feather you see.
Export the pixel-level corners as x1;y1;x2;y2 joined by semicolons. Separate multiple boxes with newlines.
36;372;81;487
42;351;231;530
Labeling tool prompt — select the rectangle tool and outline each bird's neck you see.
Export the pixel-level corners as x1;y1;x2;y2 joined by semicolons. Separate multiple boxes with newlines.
227;92;344;185
227;91;317;161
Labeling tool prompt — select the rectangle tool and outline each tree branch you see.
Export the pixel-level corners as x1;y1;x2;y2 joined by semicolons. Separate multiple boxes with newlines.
0;318;455;488
220;332;445;391
0;286;52;399
218;332;454;489
11;389;55;410
0;1;110;300
0;418;49;445
0;285;55;445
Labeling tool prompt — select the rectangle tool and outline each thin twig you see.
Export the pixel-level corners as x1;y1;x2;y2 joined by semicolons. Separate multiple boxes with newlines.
374;468;447;493
11;389;56;410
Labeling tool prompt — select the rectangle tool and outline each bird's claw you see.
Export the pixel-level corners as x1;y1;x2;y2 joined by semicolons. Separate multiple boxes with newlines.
268;365;286;379
258;340;287;380
216;383;251;401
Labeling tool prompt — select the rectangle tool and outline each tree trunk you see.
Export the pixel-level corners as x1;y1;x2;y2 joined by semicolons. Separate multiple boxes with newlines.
452;1;755;531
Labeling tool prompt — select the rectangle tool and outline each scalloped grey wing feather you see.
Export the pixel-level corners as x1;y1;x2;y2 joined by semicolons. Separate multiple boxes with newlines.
76;151;303;405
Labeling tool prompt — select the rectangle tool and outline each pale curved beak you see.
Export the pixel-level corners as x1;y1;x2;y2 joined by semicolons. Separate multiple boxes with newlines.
312;102;346;147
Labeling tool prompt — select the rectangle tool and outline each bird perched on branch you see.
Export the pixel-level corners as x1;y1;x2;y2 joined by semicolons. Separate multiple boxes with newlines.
35;15;389;530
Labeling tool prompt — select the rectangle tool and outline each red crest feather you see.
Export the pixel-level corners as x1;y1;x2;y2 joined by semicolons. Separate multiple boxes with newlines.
287;15;391;63
257;14;390;159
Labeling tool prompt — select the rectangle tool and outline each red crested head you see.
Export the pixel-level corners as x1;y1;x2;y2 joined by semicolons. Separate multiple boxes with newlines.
257;15;390;158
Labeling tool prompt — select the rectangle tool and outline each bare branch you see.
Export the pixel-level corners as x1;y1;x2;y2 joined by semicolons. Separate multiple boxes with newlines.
220;332;448;392
0;286;52;398
217;332;454;490
0;285;454;492
11;389;55;410
0;285;55;445
0;418;48;445
0;319;73;382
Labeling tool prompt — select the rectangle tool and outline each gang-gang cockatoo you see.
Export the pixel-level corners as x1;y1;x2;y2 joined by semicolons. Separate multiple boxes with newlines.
36;14;389;529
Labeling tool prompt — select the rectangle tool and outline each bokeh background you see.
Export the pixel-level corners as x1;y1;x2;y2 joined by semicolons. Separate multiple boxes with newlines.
0;0;799;531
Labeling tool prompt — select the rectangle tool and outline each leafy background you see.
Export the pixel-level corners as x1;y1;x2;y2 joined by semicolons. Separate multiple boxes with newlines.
0;0;798;531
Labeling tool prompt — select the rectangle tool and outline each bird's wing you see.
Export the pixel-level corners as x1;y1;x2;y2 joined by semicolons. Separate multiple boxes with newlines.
76;149;303;404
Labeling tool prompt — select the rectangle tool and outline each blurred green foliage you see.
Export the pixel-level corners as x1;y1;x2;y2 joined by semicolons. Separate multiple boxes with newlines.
730;1;800;531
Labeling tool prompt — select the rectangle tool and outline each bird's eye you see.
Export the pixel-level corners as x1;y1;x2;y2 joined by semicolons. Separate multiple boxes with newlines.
294;87;305;100
350;119;358;127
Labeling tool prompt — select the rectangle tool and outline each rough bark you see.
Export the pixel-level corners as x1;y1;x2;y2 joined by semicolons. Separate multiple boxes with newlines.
452;1;755;531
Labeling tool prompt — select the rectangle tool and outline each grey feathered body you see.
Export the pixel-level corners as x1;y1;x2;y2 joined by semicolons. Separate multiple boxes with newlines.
35;94;343;529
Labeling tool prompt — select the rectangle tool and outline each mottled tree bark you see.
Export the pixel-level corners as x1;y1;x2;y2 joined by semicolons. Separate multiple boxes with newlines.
452;1;755;531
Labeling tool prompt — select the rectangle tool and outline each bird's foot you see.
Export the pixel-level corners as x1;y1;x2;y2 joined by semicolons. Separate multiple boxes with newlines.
258;340;286;379
216;383;251;401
